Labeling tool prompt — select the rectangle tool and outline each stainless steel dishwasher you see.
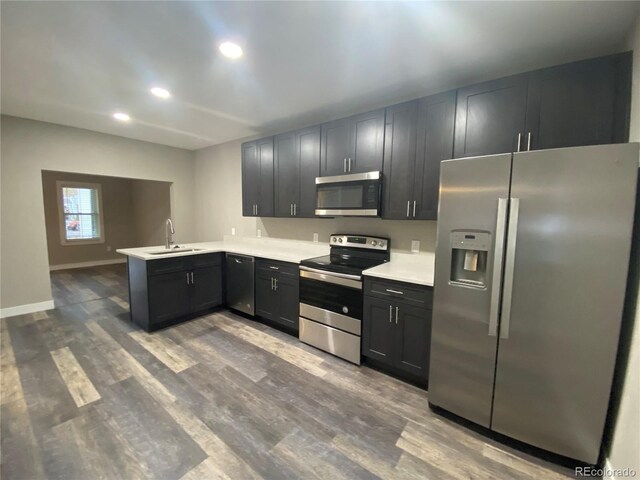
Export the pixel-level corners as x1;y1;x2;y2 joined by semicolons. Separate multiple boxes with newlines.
225;254;255;315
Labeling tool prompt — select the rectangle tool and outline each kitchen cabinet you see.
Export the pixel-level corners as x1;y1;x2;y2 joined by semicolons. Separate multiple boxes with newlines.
454;53;631;158
127;253;223;331
363;278;432;383
274;126;320;217
383;91;455;220
321;108;385;176
454;74;529;158
255;259;300;333
242;137;274;217
524;52;631;151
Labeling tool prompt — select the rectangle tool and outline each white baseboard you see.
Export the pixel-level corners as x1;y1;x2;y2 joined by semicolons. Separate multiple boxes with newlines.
49;258;126;271
0;300;55;319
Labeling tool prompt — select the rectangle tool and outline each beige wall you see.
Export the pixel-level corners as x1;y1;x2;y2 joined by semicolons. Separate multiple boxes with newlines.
194;139;437;252
0;115;195;310
131;179;172;247
606;15;640;475
41;171;137;266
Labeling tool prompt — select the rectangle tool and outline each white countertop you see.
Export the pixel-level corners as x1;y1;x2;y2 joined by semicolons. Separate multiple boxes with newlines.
362;252;435;287
116;237;329;264
118;238;436;286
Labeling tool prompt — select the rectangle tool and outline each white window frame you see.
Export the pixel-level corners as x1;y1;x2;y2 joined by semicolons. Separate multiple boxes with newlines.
57;181;105;246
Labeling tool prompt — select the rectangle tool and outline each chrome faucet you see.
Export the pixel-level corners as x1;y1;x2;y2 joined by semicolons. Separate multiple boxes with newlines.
165;218;175;249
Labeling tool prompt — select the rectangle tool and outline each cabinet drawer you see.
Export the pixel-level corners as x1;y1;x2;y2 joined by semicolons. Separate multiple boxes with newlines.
364;277;433;308
190;253;222;269
256;259;298;277
147;257;188;276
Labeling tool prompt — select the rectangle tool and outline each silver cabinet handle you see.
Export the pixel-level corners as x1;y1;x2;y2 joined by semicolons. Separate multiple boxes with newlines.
527;132;531;151
413;200;416;217
290;204;293;216
489;198;508;336
500;198;520;339
191;271;194;284
235;259;242;264
406;201;410;217
273;278;278;291
516;133;522;153
186;272;190;285
255;204;258;215
389;305;393;323
395;306;399;325
386;288;404;295
344;158;347;172
348;158;352;172
294;204;297;216
269;266;279;270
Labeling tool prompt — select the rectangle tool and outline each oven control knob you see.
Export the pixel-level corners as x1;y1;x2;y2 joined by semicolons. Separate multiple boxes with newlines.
342;306;349;314
338;238;343;243
331;236;337;243
379;241;385;248
371;240;377;246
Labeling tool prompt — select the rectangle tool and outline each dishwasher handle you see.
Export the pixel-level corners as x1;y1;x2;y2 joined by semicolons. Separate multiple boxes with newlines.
226;254;254;263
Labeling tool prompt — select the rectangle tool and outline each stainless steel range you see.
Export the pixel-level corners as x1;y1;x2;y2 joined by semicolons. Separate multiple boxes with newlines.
299;234;390;364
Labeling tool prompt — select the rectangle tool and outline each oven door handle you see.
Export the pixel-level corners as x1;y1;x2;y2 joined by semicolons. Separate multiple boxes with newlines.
299;266;361;280
299;267;362;289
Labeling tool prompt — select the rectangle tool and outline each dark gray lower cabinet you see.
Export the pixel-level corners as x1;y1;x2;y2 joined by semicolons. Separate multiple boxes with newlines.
127;253;223;331
363;278;432;384
255;259;299;332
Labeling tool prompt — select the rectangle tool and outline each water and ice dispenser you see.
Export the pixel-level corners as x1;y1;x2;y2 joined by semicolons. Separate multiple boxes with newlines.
450;231;491;288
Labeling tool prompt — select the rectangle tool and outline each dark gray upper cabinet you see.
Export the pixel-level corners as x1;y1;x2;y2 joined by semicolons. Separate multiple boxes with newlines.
274;126;320;217
321;108;385;176
382;91;455;220
414;91;456;220
454;74;528;158
524;52;631;151
382;100;419;219
241;137;274;217
274;131;297;217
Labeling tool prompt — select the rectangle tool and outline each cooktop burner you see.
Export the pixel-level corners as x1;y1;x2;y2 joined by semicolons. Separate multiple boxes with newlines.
300;234;390;276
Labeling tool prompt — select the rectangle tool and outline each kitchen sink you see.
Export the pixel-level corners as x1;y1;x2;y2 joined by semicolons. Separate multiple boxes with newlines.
146;248;202;255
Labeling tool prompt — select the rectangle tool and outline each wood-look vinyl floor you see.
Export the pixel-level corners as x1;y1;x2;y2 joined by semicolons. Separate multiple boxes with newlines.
0;266;575;479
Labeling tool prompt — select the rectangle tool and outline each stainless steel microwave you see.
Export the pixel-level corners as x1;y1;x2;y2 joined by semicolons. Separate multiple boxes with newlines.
315;171;382;217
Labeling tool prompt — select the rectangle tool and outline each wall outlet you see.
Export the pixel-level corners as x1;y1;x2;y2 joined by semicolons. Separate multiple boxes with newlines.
411;240;420;253
313;233;319;243
106;245;111;252
257;229;262;238
231;227;236;236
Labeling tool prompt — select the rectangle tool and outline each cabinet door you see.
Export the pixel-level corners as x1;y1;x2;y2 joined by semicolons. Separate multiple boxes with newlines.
414;90;456;220
321;117;352;176
382;101;418;219
255;269;277;321
241;141;259;216
190;265;223;313
275;273;299;330
454;74;528;158
296;126;321;217
524;54;625;151
362;296;396;367
351;108;385;173
395;304;431;379
274;132;298;217
256;137;274;217
148;271;190;324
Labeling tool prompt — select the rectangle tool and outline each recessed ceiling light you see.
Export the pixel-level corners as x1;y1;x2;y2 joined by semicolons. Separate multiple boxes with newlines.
219;41;243;59
150;87;171;99
113;112;131;122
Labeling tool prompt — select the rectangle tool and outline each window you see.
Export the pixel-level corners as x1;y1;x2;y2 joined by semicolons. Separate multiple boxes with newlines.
57;181;104;245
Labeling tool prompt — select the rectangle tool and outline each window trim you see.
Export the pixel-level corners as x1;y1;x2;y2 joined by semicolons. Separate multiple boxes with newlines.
56;180;105;246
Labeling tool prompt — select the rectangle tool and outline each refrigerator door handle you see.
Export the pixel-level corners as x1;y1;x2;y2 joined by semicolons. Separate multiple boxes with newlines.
500;197;520;339
488;198;508;336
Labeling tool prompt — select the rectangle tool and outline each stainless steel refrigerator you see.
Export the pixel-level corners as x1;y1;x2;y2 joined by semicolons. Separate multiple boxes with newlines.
429;143;638;464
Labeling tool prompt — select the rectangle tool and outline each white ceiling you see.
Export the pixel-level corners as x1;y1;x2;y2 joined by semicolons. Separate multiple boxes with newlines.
1;1;638;150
